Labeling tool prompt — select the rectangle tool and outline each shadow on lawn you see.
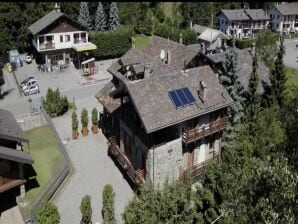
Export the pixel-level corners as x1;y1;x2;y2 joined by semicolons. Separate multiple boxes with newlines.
23;164;40;192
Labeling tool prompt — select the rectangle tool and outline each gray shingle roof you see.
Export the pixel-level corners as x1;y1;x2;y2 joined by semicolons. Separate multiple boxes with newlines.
28;10;65;35
205;48;270;93
192;24;209;34
0;109;28;143
221;9;250;21
0;145;33;164
245;9;270;20
275;3;298;15
125;65;233;133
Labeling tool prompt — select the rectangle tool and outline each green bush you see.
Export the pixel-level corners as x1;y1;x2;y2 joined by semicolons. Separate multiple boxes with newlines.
72;111;78;131
80;195;92;224
42;88;69;117
92;108;98;125
91;26;134;59
102;184;116;224
35;202;60;224
81;108;89;128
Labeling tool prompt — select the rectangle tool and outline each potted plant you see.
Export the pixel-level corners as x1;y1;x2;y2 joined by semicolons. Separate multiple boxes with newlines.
72;111;79;139
91;108;98;134
81;108;89;137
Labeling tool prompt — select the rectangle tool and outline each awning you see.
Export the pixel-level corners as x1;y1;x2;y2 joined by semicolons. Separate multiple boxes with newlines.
82;57;95;65
73;42;97;52
0;146;34;164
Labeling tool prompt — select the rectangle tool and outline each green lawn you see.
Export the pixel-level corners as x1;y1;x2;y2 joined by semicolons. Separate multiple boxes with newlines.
134;35;151;49
23;125;64;203
284;65;298;98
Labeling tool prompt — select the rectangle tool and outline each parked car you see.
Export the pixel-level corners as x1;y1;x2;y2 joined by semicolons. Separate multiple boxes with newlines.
20;76;35;88
25;55;32;64
22;79;38;91
23;84;40;96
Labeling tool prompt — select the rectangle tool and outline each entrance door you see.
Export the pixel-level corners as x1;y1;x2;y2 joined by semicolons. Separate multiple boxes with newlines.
197;140;206;164
124;133;132;162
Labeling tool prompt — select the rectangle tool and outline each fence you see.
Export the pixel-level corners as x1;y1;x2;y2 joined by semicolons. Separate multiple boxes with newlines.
20;107;72;222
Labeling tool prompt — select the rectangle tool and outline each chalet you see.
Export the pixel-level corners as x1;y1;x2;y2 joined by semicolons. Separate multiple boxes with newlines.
28;4;97;69
95;36;233;188
0;109;33;206
200;46;270;93
217;9;270;39
269;2;298;34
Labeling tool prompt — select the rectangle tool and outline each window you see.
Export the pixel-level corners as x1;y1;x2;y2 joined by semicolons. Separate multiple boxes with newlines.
226;20;228;25
273;14;275;19
60;35;63;43
65;35;70;42
39;36;44;44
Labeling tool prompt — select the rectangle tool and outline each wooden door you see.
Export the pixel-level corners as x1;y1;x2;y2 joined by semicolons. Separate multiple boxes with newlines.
124;133;132;162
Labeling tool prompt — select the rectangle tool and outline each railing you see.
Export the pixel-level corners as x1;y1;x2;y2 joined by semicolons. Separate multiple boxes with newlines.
182;117;228;144
180;151;220;182
74;39;87;44
0;171;26;193
108;136;144;189
39;42;55;50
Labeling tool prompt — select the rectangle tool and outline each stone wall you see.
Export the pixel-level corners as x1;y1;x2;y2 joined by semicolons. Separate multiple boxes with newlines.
16;113;46;131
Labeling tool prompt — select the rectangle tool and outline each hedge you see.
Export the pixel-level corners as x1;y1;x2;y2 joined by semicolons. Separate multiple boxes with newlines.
90;27;134;59
227;38;252;49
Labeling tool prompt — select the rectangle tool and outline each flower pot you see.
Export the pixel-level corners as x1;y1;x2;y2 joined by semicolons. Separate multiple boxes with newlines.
81;127;89;136
92;124;98;134
72;130;79;139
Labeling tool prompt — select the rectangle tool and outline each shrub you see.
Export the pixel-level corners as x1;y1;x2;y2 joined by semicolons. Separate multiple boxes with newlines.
102;184;116;224
35;202;60;224
42;88;69;117
81;108;89;128
72;111;78;131
80;195;92;224
92;108;98;125
90;26;133;59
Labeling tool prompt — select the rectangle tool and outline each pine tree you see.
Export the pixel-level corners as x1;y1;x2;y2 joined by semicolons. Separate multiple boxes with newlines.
108;2;120;31
246;50;260;135
78;2;93;31
269;37;287;107
220;42;245;126
95;2;107;31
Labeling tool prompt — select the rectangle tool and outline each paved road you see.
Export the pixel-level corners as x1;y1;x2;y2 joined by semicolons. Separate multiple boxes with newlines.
52;96;134;224
283;39;298;69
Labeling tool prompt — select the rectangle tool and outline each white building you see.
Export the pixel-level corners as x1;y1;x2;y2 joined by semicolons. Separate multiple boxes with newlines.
28;4;97;68
217;9;270;39
269;2;298;34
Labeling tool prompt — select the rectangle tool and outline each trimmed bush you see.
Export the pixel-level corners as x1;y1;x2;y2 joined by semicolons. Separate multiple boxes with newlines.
72;111;78;131
92;108;98;125
90;26;134;59
42;88;69;118
35;202;60;224
102;184;116;224
80;195;92;224
81;108;89;128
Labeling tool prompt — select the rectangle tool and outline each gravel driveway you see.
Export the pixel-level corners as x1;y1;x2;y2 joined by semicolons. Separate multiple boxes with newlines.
52;96;134;224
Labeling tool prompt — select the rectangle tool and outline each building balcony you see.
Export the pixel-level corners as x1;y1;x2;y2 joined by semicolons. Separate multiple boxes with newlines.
180;151;220;182
74;39;87;44
39;42;55;50
182;117;228;144
283;20;291;24
107;135;145;190
0;170;26;193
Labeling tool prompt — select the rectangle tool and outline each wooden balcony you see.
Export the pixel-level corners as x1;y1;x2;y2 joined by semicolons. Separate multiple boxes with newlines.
180;151;220;182
107;135;145;190
0;171;26;193
39;42;55;50
182;117;228;144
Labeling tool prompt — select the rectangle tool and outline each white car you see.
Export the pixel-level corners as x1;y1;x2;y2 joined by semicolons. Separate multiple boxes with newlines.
20;76;35;89
23;84;40;96
25;55;32;64
22;79;38;91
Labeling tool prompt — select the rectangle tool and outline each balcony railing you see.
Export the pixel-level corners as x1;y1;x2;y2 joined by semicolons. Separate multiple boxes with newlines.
74;39;87;44
182;117;228;144
107;135;145;190
0;171;26;193
180;151;219;182
39;42;55;50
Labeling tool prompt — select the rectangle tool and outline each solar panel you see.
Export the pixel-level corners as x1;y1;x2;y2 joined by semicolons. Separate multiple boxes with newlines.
182;87;196;104
176;88;190;105
169;90;183;108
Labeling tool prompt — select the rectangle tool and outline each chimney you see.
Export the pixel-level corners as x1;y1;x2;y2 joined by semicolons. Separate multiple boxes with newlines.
190;21;193;29
252;42;256;55
166;50;171;65
144;63;153;78
201;42;206;54
55;3;61;13
199;80;207;102
179;33;183;44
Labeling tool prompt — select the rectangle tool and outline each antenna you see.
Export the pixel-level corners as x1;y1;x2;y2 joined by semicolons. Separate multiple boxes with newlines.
160;49;166;61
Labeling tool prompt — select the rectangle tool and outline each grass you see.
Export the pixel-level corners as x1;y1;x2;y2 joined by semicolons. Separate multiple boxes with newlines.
134;35;151;49
23;125;64;203
284;65;298;98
